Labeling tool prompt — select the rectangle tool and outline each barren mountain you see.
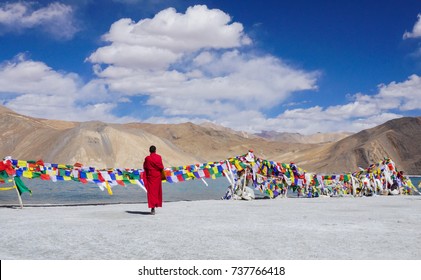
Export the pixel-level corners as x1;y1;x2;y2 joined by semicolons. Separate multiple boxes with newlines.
278;117;421;174
0;105;315;168
256;130;352;144
199;121;259;139
124;122;314;163
0;107;200;168
1;105;420;174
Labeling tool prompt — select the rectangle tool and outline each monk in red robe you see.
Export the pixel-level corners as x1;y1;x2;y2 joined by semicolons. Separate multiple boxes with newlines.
143;145;164;215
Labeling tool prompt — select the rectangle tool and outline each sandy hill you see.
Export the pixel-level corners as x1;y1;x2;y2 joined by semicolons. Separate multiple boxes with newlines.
256;130;352;144
0;107;199;168
0;105;316;168
199;121;259;139
278;117;421;174
1;105;420;174
124;122;315;163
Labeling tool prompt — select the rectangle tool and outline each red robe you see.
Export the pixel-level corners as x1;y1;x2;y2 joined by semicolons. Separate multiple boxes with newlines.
143;152;164;208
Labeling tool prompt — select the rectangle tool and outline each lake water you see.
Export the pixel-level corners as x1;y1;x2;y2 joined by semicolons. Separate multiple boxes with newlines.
0;177;243;206
1;176;420;206
410;176;421;190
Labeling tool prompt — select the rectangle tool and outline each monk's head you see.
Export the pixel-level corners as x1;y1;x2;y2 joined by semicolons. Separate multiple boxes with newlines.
149;145;156;153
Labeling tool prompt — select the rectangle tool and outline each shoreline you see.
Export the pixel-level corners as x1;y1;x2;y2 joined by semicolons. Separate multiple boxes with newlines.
1;196;420;260
1;192;419;208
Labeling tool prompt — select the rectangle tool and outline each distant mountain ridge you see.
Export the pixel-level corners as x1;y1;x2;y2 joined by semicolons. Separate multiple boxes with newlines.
1;105;420;174
325;117;421;174
256;130;352;144
0;107;200;168
275;117;421;174
199;122;259;139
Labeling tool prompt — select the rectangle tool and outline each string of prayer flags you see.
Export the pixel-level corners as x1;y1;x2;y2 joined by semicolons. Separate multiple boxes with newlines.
0;152;418;198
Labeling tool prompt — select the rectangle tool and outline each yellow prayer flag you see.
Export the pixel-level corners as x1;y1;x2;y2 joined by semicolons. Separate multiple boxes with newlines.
234;161;243;171
0;186;16;191
266;188;274;198
105;181;113;195
22;171;33;178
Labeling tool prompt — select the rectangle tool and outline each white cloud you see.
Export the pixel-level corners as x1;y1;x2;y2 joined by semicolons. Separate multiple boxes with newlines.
0;54;80;96
403;14;421;39
376;74;421;110
147;51;317;113
262;74;421;134
108;5;251;51
193;51;214;65
243;106;403;135
87;5;318;126
92;49;318;119
0;1;78;39
0;55;135;123
87;5;251;70
88;44;182;70
4;93;135;123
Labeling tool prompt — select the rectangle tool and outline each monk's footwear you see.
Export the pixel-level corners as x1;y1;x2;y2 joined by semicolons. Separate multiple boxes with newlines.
151;208;155;215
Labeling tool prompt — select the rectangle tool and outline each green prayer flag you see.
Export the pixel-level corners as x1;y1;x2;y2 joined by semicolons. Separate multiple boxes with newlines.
14;176;32;196
0;170;9;180
344;174;350;182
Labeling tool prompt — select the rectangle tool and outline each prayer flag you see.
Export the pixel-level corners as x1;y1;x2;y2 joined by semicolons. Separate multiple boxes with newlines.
14;176;31;196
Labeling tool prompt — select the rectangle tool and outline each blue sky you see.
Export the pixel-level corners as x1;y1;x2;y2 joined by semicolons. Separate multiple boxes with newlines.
1;0;421;134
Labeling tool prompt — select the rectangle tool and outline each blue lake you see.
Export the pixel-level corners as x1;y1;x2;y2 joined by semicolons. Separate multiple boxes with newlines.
1;176;420;206
0;177;241;206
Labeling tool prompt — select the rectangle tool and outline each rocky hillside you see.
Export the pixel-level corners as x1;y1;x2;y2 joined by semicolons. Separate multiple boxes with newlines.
0;105;316;168
1;105;420;174
256;130;352;144
0;106;200;168
124;122;315;163
278;117;421;174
